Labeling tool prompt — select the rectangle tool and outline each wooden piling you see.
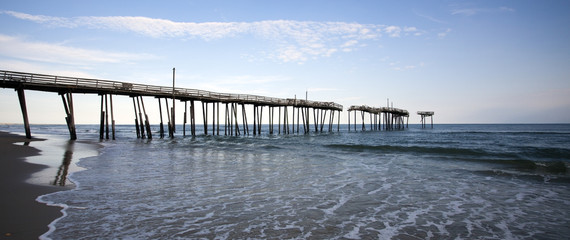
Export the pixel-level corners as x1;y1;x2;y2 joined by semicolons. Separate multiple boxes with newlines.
140;96;152;139
233;103;240;135
165;98;172;138
66;93;77;140
190;100;196;136
183;101;187;137
110;94;115;140
105;94;110;139
99;95;105;139
60;93;77;140
132;97;140;138
136;96;145;138
16;88;31;139
202;102;208;135
158;98;165;139
217;102;220;135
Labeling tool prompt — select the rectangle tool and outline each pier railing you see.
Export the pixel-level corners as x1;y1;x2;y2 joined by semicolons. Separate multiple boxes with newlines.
1;70;342;111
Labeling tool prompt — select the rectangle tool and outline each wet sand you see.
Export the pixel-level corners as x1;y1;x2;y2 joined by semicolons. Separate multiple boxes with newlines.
0;131;63;239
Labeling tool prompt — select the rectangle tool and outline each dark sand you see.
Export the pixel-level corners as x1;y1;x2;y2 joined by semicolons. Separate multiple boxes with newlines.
0;132;63;239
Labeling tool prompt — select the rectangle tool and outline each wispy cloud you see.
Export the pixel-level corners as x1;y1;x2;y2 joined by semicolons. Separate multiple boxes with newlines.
438;28;452;39
0;34;155;65
390;61;424;71
413;10;447;24
451;6;515;16
2;10;422;64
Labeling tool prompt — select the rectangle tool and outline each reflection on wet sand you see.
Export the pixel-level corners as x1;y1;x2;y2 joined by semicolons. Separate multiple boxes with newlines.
52;141;74;186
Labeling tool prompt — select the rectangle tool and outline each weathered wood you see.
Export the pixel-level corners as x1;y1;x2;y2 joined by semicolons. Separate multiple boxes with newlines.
212;101;215;135
297;107;300;134
233;103;240;136
217;102;220;135
165;98;172;138
158;98;164;139
99;95;105;139
268;106;275;134
140;96;152;139
66;93;77;140
58;92;77;140
132;97;140;138
136;96;145;138
253;106;256;136
190;100;196;136
16;88;31;139
202;101;208;135
224;103;229;136
110;94;115;140
105;94;109;139
183;101;187;137
337;110;341;132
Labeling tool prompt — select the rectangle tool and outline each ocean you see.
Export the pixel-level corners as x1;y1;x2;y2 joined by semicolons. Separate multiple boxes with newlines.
2;124;570;239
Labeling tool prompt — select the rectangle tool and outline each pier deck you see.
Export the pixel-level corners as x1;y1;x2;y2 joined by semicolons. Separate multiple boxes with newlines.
1;70;342;110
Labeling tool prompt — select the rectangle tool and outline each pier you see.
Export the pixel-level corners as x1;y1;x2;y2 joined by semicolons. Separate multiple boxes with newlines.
417;111;434;128
1;70;343;139
347;105;409;131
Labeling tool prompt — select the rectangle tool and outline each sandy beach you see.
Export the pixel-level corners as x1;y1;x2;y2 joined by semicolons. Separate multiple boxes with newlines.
0;131;63;239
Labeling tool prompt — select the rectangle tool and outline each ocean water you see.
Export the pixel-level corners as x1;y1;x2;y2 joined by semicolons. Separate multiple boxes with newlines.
3;124;570;239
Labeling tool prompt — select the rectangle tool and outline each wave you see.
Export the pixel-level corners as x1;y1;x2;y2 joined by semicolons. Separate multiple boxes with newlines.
325;144;569;174
473;169;570;183
326;144;497;158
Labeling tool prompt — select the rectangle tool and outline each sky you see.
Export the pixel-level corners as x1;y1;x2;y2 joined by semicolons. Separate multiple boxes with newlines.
0;0;569;125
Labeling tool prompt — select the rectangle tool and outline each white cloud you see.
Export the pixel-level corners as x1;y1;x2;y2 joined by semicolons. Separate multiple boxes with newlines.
0;34;155;65
2;11;421;64
384;26;401;37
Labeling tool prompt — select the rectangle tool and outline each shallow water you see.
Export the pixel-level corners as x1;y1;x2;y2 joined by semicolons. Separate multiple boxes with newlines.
4;124;570;239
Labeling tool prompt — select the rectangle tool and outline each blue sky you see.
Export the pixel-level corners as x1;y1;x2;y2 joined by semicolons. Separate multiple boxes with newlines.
0;0;569;124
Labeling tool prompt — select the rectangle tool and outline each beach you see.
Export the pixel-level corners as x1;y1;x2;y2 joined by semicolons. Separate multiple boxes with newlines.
0;131;63;239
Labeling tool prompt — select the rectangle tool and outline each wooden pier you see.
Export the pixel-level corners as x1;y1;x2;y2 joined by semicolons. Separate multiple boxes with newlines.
417;111;434;128
1;70;343;139
347;105;409;131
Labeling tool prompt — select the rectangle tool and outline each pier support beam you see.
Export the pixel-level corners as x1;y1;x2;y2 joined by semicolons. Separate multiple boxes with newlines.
110;94;115;140
61;92;77;140
132;97;140;138
140;96;152;139
158;98;165;139
16;88;31;139
136;97;145;138
190;100;196;136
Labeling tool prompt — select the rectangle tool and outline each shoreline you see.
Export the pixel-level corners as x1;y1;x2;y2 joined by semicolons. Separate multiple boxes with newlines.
0;131;65;239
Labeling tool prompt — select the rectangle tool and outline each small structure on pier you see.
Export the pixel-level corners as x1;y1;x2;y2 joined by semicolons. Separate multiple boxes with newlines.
347;105;409;131
417;111;434;128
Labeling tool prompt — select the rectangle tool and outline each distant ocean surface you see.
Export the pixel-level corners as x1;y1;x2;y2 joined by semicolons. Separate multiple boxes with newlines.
3;124;570;239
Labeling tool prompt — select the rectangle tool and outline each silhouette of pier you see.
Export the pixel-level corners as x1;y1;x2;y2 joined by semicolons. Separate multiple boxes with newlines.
1;70;343;139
